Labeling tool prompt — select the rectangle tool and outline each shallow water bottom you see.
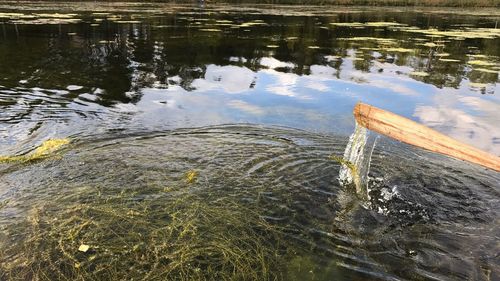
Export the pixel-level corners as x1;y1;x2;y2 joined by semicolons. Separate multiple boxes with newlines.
0;125;498;280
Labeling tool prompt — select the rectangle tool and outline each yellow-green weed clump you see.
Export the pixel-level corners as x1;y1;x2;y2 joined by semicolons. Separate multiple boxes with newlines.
329;155;358;177
0;138;70;163
185;170;198;183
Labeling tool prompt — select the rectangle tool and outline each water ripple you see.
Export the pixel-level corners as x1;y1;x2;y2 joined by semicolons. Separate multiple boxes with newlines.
0;125;497;280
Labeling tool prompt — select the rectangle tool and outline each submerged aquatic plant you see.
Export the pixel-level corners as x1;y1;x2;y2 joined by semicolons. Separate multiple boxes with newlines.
185;170;198;183
0;138;70;163
0;185;289;280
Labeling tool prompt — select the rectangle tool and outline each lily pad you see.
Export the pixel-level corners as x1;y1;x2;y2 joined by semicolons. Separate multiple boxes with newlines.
410;71;430;77
439;58;461;62
199;28;221;32
468;60;496;66
386;48;414;53
469;82;488;88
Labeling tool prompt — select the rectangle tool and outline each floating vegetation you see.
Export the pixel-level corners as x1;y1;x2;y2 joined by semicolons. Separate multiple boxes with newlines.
106;16;121;21
469;82;488;88
422;42;438;47
468;54;490;59
0;12;80;24
330;22;363;27
0;138;70;163
30;139;70;158
238;21;268;28
0;12;32;19
324;55;340;61
0;12;24;17
468;60;497;66
266;45;279;48
474;68;498;74
439;58;461;62
307;46;320;49
115;20;141;24
214;23;232;26
34;13;78;19
365;22;406;27
343;37;397;45
199;28;222;32
410;71;430;77
385;47;414;53
402;27;500;40
330;22;405;28
10;18;81;25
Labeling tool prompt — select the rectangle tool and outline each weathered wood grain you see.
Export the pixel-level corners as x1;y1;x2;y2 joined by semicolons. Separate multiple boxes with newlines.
354;102;500;172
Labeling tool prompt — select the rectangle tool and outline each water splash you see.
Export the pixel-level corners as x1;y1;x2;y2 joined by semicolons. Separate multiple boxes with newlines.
337;122;376;200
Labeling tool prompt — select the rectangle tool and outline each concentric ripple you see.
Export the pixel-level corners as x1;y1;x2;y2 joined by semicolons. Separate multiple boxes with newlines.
0;125;498;280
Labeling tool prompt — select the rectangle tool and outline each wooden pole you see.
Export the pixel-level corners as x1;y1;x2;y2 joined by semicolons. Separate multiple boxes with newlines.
354;102;500;172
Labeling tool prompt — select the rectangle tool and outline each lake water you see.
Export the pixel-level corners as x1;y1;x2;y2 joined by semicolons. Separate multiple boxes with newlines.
0;2;499;280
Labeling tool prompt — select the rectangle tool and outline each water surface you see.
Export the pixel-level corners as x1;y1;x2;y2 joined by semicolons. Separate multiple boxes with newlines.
0;2;499;280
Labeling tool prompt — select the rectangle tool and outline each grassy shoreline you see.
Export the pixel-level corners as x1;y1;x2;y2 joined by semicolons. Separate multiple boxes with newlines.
217;0;500;7
6;0;500;8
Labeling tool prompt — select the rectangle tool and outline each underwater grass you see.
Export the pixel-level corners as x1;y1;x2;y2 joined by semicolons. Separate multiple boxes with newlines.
0;182;289;280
